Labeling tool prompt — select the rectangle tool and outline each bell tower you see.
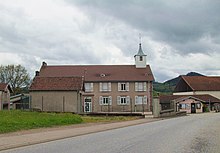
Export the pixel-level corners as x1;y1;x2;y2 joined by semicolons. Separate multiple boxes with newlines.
134;43;147;68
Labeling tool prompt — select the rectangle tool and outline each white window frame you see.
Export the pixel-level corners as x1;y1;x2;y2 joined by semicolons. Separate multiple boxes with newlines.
117;96;130;105
84;83;93;92
135;82;147;92
100;82;111;92
99;96;112;105
135;96;147;105
118;82;129;91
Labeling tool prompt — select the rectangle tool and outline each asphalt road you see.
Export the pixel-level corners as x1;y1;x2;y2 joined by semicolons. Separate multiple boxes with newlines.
1;113;220;153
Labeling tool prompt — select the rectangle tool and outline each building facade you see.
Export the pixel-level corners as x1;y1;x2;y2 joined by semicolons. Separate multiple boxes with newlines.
161;75;220;113
29;44;154;113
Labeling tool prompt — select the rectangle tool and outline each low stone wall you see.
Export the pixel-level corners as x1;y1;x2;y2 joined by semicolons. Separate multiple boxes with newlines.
160;109;176;117
153;97;186;118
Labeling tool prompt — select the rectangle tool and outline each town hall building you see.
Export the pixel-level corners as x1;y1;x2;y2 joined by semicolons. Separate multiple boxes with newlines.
29;43;154;113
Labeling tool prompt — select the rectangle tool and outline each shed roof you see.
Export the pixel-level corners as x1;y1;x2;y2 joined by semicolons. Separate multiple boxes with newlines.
0;83;13;92
30;77;83;91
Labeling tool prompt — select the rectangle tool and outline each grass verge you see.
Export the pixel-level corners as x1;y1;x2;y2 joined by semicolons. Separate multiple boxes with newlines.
0;110;140;134
81;115;140;123
0;110;82;134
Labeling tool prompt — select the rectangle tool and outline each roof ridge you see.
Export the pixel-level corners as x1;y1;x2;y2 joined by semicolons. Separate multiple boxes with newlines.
181;76;195;91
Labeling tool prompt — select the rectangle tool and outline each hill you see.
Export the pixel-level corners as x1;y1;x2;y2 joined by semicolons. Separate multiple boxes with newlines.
153;72;203;95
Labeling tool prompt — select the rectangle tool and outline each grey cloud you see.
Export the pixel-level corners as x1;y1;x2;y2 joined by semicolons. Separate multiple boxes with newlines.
70;0;220;54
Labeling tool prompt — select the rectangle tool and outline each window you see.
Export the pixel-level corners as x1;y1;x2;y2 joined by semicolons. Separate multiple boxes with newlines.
84;97;92;103
85;83;93;92
100;82;111;92
135;96;147;105
117;96;130;105
99;96;112;105
118;82;129;91
140;56;143;61
180;104;186;109
121;83;126;91
196;103;201;109
135;82;147;91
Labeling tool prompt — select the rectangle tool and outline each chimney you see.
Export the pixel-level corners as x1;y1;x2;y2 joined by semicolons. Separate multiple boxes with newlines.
35;71;39;76
42;61;47;67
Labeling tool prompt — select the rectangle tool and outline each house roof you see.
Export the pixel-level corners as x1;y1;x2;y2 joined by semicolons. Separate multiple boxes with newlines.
38;64;154;82
0;83;7;91
29;77;83;91
0;83;13;92
159;94;220;104
174;76;220;92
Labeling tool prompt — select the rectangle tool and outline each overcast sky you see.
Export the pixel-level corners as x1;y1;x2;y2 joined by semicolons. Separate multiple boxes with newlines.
0;0;220;82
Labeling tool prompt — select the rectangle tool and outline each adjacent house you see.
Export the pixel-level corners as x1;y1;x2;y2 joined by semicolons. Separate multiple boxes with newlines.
173;76;220;99
160;76;220;113
29;43;154;113
30;77;83;112
160;94;220;113
0;83;13;110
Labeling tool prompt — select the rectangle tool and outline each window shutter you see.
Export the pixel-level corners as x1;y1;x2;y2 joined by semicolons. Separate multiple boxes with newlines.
126;96;130;105
117;96;121;105
109;96;112;105
99;96;103;105
91;83;93;92
126;82;129;91
99;83;102;92
135;96;138;104
143;82;147;91
118;83;121;91
143;96;147;104
135;82;138;91
108;82;111;91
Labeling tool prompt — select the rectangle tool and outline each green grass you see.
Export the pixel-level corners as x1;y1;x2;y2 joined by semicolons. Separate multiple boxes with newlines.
0;110;82;134
0;111;140;134
81;115;139;123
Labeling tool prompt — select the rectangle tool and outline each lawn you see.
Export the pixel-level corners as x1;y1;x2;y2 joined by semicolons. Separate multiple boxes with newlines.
0;110;82;134
0;110;139;134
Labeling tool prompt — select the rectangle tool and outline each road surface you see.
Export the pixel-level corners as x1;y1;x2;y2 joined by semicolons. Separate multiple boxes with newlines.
1;113;220;153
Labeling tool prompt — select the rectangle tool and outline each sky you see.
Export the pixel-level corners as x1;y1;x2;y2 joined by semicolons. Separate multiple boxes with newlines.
0;0;220;82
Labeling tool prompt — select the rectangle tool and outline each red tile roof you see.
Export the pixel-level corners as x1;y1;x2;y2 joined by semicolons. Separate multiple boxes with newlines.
38;65;154;82
30;77;83;91
0;83;7;91
159;94;220;104
182;76;220;91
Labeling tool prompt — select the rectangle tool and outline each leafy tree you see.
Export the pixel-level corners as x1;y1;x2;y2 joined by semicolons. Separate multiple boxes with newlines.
0;64;31;95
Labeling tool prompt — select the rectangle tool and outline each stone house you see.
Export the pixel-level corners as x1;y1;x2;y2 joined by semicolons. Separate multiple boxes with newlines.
0;83;12;110
29;43;154;113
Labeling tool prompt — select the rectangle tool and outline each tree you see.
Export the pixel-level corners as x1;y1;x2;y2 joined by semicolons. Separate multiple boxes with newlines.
0;64;31;95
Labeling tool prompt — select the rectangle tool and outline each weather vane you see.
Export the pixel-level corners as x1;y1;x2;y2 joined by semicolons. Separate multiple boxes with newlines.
139;33;142;44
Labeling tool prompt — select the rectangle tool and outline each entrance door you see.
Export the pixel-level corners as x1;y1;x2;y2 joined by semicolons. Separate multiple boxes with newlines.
84;97;92;113
191;103;196;113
